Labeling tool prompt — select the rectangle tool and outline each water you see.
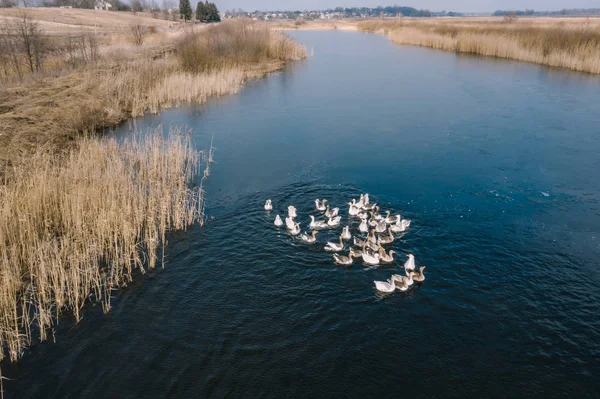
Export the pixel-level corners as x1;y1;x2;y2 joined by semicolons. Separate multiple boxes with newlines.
5;31;600;398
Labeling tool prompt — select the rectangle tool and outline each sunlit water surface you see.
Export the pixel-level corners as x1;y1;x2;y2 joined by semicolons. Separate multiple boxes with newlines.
5;31;600;398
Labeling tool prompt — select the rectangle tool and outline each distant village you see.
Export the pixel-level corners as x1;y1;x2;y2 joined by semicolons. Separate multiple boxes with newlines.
220;7;465;20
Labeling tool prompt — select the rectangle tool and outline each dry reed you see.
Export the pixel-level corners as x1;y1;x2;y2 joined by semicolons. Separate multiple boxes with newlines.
0;127;204;363
358;18;600;74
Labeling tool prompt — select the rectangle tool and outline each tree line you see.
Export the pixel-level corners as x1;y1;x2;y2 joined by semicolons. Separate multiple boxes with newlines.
178;0;220;22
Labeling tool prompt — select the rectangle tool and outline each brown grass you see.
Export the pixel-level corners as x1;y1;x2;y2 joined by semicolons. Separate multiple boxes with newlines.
0;18;306;178
358;17;600;74
0;127;204;363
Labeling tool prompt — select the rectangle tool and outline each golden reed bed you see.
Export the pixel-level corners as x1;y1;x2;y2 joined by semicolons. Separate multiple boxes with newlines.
358;17;600;74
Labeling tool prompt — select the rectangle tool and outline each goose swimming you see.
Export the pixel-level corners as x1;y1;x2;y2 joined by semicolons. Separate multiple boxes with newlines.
412;266;426;282
363;203;376;211
341;226;352;240
375;219;387;233
327;216;341;227
300;230;318;243
404;254;416;271
373;207;384;221
359;219;369;233
264;200;273;210
377;228;394;246
391;219;407;233
349;248;364;259
368;217;378;228
333;252;353;266
354;236;367;248
378;248;396;263
285;216;296;230
315;199;328;212
309;215;328;229
405;271;414;286
325;236;344;252
287;205;297;219
290;222;301;236
274;215;283;227
374;275;402;293
324;205;340;218
391;275;410;292
348;202;361;216
363;193;370;205
362;248;380;265
384;210;400;224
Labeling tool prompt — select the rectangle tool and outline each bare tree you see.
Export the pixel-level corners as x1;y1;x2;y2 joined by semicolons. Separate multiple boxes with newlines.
13;12;46;73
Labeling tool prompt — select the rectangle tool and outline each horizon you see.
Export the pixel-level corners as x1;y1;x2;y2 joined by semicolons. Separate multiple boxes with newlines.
214;1;600;14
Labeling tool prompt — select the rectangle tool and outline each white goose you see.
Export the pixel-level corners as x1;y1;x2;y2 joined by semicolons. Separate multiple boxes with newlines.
391;219;408;233
274;215;283;227
359;219;369;233
333;252;353;266
362;248;380;266
300;230;318;243
327;216;341;227
373;207;384;221
290;222;301;236
325;236;344;252
285;216;296;230
384;210;401;224
348;202;361;216
405;271;414;286
309;215;328;229
364;193;370;205
315;199;327;212
392;275;410;291
324;205;340;218
363;202;376;211
341;226;351;240
404;254;416;271
374;275;402;293
287;205;297;219
264;200;273;210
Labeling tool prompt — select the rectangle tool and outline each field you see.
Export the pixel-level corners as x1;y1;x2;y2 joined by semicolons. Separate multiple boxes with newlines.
358;17;600;74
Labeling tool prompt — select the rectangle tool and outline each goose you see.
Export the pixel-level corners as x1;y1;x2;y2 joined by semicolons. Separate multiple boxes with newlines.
375;219;387;233
364;193;370;205
412;266;426;282
341;226;351;240
404;254;415;271
378;248;396;263
385;210;401;224
362;248;380;265
367;241;380;253
373;207;384;221
392;275;410;291
391;219;407;233
358;212;369;220
349;248;364;259
264;200;273;210
274;215;283;227
315;199;327;212
324;205;340;218
368;217;378;228
354;236;367;248
374;275;399;292
327;216;341;227
357;194;365;208
290;222;301;236
363;202;376;211
333;252;353;266
300;230;318;243
359;219;369;233
348;202;361;216
325;236;344;252
377;228;394;246
405;270;414;286
285;216;296;230
287;205;297;219
309;215;328;229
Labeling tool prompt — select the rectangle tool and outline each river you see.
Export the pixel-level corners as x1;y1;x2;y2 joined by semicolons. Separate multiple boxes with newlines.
5;30;600;398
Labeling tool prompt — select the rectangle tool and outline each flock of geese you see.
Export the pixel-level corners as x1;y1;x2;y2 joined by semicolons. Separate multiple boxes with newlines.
264;194;426;293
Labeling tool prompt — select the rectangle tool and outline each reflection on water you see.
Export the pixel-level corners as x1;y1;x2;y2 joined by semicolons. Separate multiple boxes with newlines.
4;30;600;398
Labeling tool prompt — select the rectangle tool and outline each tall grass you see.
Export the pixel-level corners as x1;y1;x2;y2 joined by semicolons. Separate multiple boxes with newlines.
0;127;204;363
358;18;600;74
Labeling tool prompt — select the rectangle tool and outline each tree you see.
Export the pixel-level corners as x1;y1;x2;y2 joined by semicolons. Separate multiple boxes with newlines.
205;1;220;22
195;0;205;21
179;0;192;21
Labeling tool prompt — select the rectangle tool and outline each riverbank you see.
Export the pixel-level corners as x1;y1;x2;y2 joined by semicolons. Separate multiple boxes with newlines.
0;14;305;365
358;17;600;74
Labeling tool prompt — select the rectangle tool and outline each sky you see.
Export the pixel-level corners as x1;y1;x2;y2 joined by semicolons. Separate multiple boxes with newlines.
216;0;600;13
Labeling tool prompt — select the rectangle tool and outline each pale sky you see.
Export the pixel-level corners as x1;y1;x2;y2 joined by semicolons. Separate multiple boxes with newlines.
216;0;600;13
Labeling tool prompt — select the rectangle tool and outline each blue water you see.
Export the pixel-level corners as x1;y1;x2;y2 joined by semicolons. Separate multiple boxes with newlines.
5;30;600;398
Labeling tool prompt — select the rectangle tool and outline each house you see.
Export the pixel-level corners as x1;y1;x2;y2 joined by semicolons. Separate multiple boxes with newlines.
94;1;112;11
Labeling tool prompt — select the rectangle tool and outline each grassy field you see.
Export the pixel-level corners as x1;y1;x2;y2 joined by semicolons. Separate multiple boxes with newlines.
0;10;305;366
358;17;600;74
